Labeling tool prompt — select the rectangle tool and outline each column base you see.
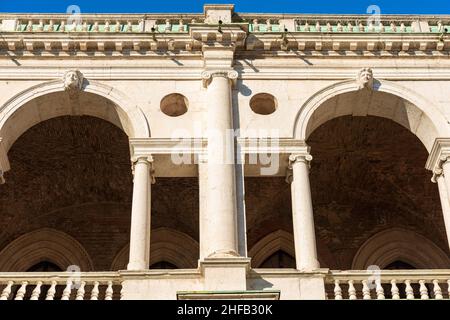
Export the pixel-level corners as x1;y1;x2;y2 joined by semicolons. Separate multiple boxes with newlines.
200;257;251;291
177;290;280;300
127;262;148;271
298;269;328;300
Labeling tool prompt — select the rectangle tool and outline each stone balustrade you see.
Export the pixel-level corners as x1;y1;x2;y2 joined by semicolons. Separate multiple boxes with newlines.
2;269;449;300
0;272;121;300
326;270;450;300
1;14;448;34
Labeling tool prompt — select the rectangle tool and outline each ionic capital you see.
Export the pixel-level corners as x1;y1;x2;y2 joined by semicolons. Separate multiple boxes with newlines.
425;138;450;183
131;155;156;184
432;168;444;183
201;70;238;88
288;153;313;166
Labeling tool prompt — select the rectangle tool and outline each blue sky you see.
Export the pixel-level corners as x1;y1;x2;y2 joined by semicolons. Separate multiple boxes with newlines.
1;0;450;14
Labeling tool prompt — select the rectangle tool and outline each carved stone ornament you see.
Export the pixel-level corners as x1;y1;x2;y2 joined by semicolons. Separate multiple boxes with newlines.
356;67;374;90
63;70;84;94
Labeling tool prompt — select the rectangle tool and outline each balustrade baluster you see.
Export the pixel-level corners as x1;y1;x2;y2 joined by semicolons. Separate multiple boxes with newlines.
315;21;321;32
165;19;171;32
334;280;343;300
348;280;357;300
105;281;114;300
0;281;14;300
30;281;43;300
405;280;414;300
90;281;99;300
45;281;57;300
15;281;28;300
362;280;371;299
432;280;443;299
419;280;429;299
76;281;86;300
253;19;259;32
391;279;400;300
304;21;310;32
375;279;385;299
61;280;72;300
447;280;450;299
266;19;272;32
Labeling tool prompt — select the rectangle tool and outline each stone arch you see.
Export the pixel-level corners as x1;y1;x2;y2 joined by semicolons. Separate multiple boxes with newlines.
111;228;199;270
0;78;150;171
248;230;335;268
0;228;94;272
352;228;450;270
294;79;450;152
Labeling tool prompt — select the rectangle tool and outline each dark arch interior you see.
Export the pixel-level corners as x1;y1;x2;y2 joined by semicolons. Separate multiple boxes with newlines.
150;261;178;269
247;115;449;270
0;115;199;271
384;260;416;270
308;115;448;269
27;261;63;272
259;250;295;268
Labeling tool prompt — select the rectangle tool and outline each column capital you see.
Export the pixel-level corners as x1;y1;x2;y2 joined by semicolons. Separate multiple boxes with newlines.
131;155;156;184
131;155;154;165
288;153;313;166
426;138;450;182
201;69;238;88
0;138;10;185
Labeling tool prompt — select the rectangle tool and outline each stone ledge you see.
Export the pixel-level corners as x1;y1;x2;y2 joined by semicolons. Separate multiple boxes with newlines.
177;290;280;300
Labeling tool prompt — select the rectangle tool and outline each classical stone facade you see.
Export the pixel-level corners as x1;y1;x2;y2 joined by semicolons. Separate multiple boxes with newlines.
0;4;450;300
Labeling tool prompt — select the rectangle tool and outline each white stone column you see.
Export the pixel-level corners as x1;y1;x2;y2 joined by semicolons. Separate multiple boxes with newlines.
127;156;153;270
201;70;239;258
435;165;450;249
198;155;211;261
289;153;320;270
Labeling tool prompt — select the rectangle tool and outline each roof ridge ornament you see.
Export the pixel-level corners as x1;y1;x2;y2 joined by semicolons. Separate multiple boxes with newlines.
356;67;374;90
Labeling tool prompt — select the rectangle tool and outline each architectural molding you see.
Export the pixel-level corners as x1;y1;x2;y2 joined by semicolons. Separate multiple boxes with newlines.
248;230;296;268
4;67;450;81
201;70;238;88
237;138;308;155
129;138;207;158
0;228;94;272
351;228;450;269
0;77;149;154
249;230;335;268
294;78;450;152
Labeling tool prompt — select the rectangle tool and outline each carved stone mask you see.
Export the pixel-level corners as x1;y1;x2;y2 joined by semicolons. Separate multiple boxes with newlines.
63;70;84;92
357;68;373;90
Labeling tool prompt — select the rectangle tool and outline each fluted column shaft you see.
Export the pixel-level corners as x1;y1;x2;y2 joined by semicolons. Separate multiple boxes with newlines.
127;156;153;270
289;153;320;270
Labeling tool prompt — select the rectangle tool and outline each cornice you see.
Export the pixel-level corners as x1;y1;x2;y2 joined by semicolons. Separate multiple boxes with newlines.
0;21;448;56
129;138;208;157
2;66;450;81
237;138;308;155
